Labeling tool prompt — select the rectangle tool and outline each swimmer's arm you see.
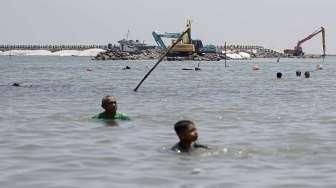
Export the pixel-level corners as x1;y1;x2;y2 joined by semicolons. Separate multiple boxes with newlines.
194;143;210;149
117;112;131;120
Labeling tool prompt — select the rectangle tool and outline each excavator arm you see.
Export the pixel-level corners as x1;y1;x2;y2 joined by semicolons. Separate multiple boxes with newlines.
294;27;326;56
152;31;166;49
322;28;326;56
152;20;193;50
152;31;183;49
297;27;325;47
285;27;326;56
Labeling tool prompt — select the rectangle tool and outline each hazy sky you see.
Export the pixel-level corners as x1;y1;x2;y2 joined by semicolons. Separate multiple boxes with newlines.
1;0;335;54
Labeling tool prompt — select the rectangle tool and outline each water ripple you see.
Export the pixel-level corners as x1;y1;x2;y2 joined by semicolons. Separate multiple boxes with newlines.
0;57;336;187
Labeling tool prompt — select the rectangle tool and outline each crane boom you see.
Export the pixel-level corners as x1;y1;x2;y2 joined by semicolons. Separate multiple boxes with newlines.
284;27;326;56
151;20;216;55
151;20;195;56
297;27;324;46
322;28;326;56
152;31;182;49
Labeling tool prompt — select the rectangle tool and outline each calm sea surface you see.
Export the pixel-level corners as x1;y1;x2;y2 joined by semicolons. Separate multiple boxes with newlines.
0;56;335;188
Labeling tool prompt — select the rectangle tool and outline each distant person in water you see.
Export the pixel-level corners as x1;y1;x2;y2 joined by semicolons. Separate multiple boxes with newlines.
304;71;310;78
9;82;32;88
11;82;20;87
296;71;301;77
122;66;131;70
171;120;208;153
93;95;130;120
276;72;282;79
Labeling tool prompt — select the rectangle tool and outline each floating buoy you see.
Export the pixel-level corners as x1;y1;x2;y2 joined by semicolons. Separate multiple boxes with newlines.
252;64;259;70
316;64;323;70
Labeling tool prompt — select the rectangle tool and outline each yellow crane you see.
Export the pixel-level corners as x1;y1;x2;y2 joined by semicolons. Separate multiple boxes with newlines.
169;20;196;55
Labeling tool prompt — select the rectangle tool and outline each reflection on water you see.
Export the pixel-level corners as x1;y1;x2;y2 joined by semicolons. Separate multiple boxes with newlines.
0;56;336;187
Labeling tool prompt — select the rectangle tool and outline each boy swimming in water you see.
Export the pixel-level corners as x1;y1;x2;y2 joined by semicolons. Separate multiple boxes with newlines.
172;120;208;153
93;95;130;120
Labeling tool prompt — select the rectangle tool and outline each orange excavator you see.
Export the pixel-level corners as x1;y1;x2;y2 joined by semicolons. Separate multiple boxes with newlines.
284;27;326;56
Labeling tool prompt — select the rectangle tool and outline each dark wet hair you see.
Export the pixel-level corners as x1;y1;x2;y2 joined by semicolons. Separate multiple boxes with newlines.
304;71;310;78
12;83;20;87
123;66;131;70
296;71;301;77
174;120;195;135
276;72;282;79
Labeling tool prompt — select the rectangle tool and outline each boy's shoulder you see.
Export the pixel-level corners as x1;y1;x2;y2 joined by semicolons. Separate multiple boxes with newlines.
171;142;188;153
115;112;130;120
92;112;106;119
92;112;130;120
171;142;209;153
171;142;181;152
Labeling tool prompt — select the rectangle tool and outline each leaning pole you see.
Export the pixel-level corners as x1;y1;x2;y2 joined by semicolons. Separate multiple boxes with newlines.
133;28;190;92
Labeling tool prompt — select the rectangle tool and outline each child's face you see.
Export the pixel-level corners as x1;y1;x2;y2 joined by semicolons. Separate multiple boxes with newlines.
180;124;198;142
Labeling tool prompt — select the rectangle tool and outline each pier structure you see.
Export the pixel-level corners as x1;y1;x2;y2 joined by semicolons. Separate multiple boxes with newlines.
0;44;110;52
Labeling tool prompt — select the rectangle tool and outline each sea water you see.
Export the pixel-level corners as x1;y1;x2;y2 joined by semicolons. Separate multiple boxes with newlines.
0;56;335;187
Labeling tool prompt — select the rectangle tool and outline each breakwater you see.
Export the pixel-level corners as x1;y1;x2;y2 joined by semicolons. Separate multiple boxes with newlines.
0;44;109;52
0;43;283;59
94;44;282;61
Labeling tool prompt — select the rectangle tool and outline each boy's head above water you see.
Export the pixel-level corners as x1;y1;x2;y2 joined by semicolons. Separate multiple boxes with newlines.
172;120;208;152
101;95;117;114
174;120;198;143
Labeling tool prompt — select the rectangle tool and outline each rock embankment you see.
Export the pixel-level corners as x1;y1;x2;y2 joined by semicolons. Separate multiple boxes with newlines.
93;49;162;60
93;47;283;61
94;49;228;61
